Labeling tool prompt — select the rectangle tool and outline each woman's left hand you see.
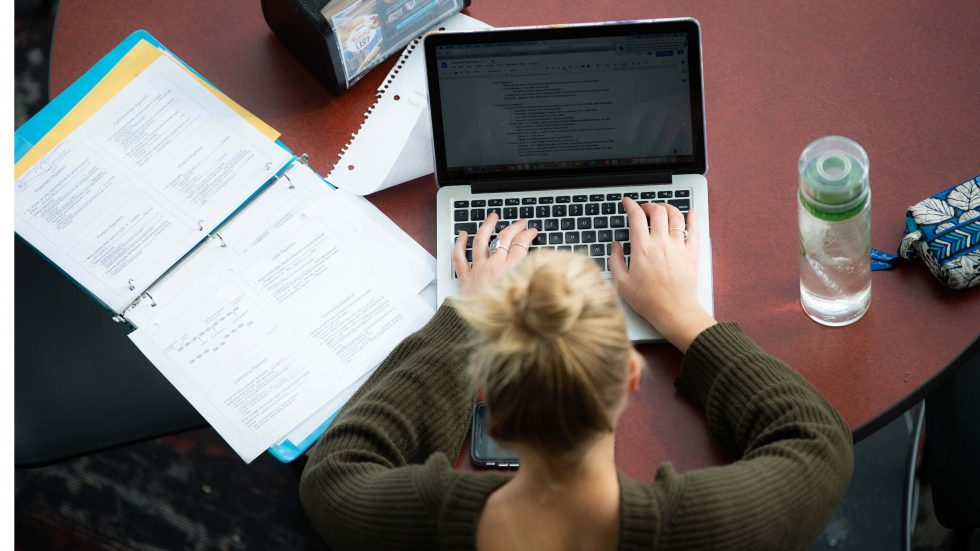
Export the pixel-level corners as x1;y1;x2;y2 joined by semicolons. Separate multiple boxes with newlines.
453;213;539;297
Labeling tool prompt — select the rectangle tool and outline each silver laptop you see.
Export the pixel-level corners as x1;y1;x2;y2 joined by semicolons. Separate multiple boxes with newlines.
424;18;713;341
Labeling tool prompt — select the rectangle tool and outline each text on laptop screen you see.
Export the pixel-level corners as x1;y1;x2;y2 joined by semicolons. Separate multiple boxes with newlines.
434;33;694;176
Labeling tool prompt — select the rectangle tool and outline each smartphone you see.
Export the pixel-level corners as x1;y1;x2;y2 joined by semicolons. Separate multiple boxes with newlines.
470;401;520;468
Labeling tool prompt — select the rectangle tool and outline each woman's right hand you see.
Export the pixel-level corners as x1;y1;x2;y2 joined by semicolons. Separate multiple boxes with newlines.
609;198;716;352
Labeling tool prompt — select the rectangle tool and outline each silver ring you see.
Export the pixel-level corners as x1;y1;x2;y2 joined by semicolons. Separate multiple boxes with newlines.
489;238;509;254
669;227;689;240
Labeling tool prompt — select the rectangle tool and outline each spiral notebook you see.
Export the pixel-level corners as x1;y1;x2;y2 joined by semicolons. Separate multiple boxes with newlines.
14;31;436;463
326;12;490;195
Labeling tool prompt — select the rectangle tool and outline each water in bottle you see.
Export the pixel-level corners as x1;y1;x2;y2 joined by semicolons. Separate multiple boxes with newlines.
798;136;871;326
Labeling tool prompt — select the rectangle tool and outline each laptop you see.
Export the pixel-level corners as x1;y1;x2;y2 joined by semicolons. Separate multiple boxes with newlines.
425;18;713;341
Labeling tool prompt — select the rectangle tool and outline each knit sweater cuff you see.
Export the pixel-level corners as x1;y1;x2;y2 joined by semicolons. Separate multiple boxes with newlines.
675;322;761;407
419;301;474;354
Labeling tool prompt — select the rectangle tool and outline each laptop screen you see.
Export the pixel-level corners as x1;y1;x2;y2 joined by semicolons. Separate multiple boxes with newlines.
426;20;705;182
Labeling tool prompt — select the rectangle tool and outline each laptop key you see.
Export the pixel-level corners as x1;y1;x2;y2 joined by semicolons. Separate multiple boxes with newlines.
455;222;478;234
610;216;626;228
617;203;626;214
533;233;547;245
553;205;567;217
549;233;563;245
565;232;581;244
536;205;551;218
640;191;656;199
573;195;588;202
570;204;583;216
528;219;543;230
675;189;690;198
574;244;588;254
488;199;503;206
577;218;592;229
601;202;616;215
505;198;520;205
598;230;612;242
624;192;639;199
472;199;487;207
593;217;609;229
520;206;534;218
614;229;630;241
590;244;605;256
467;235;475;247
471;208;485;220
657;191;672;198
465;250;473;262
590;194;604;202
582;231;597;243
623;242;631;255
558;245;572;251
487;207;502;218
454;200;469;208
556;196;571;203
606;243;614;255
454;210;469;221
545;219;559;231
495;221;510;232
561;218;575;230
503;207;518;219
668;199;690;211
585;203;600;215
606;193;622;200
522;197;537;205
539;197;554;204
594;257;606;271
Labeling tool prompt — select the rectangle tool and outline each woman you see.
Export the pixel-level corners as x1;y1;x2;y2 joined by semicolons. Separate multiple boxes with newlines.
299;198;853;550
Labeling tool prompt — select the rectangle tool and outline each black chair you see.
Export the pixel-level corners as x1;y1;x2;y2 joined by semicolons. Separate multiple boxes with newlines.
922;336;980;550
15;237;205;467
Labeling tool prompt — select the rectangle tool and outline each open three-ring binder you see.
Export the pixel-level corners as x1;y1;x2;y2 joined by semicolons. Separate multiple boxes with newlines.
14;31;436;463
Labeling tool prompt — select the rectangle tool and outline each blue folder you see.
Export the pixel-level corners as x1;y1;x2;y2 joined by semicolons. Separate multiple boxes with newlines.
15;30;336;463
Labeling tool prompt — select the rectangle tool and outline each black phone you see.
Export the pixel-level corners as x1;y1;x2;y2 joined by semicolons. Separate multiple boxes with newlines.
470;401;520;468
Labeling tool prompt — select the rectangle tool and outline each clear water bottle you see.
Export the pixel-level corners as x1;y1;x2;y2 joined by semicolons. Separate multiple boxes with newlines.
798;136;871;326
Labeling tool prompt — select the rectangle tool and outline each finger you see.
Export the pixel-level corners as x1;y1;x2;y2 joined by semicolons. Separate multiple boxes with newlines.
646;202;670;240
452;231;469;276
623;198;650;247
685;207;700;253
608;240;629;286
507;227;538;264
472;212;499;263
665;204;686;240
495;218;527;249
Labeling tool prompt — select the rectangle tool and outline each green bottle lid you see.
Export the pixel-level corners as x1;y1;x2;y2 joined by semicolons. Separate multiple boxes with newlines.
799;136;869;221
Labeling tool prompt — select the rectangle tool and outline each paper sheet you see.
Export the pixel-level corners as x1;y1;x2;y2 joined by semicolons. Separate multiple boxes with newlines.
14;55;292;313
127;175;434;462
326;13;490;195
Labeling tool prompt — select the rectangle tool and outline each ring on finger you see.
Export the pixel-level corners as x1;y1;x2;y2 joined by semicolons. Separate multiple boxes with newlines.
668;227;689;240
511;242;529;250
489;238;509;254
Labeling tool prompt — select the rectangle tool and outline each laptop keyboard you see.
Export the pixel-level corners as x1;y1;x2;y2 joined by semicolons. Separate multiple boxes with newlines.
452;190;690;277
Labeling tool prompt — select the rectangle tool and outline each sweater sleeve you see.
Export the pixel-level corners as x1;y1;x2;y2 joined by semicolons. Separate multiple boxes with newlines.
657;322;854;551
298;303;478;550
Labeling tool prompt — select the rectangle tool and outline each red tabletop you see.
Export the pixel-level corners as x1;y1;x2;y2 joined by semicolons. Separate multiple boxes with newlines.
51;1;980;478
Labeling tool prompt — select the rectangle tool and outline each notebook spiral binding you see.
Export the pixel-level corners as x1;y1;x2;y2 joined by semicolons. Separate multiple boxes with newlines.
331;32;428;177
114;153;311;324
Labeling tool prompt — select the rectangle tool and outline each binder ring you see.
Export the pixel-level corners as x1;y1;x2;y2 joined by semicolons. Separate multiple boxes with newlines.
198;220;204;231
283;172;294;189
212;233;227;248
128;279;135;291
143;292;157;307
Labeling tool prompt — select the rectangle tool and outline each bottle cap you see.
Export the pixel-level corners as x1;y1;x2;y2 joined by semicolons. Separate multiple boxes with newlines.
799;136;869;219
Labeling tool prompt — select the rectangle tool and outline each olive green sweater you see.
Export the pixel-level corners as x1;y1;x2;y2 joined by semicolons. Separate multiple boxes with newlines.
300;304;853;550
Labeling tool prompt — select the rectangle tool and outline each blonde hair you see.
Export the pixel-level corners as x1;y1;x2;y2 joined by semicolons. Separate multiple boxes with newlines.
455;250;632;460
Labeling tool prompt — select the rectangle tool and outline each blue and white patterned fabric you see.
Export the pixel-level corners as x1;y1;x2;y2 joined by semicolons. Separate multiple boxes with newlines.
899;174;980;290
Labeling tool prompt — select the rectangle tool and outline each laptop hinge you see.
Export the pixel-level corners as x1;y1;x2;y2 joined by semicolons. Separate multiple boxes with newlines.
469;172;672;194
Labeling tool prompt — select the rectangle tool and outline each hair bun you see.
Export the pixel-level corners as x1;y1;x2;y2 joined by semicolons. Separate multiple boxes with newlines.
513;261;587;337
